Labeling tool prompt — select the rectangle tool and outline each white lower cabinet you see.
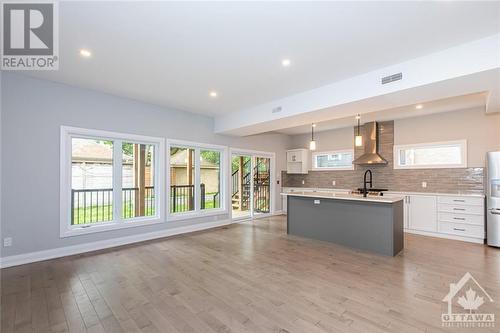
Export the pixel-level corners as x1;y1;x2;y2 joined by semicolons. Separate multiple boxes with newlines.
407;195;437;232
402;193;485;243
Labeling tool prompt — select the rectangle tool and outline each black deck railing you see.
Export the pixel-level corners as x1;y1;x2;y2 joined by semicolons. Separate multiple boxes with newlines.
71;188;113;225
170;184;219;213
254;184;270;213
71;186;155;225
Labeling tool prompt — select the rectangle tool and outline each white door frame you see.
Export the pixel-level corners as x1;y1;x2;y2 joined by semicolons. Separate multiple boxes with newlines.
229;148;276;221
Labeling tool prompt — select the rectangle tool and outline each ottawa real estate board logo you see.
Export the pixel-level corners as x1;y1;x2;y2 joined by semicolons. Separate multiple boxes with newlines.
1;1;59;70
442;272;495;328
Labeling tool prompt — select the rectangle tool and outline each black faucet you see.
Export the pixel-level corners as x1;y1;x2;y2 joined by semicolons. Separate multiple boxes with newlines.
363;169;373;197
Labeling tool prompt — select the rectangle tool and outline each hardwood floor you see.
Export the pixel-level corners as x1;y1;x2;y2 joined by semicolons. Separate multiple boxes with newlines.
2;215;500;333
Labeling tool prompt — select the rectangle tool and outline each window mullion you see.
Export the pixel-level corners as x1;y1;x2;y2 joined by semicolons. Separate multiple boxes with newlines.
113;140;123;222
194;148;201;212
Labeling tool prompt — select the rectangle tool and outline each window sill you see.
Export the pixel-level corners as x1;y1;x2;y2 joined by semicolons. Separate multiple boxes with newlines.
61;217;163;238
167;208;227;222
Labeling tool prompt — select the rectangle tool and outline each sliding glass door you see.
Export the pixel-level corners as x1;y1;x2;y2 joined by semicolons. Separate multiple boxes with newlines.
231;151;273;220
253;157;271;216
231;154;252;219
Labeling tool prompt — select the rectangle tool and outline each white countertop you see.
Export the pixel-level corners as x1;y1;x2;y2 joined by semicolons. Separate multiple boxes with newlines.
281;191;404;204
281;187;485;198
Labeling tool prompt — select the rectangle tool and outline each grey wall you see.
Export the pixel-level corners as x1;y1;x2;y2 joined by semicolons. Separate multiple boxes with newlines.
0;71;3;260
0;73;291;257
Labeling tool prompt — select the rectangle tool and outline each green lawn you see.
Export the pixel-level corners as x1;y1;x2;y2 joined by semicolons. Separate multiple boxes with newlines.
72;201;155;225
73;196;220;225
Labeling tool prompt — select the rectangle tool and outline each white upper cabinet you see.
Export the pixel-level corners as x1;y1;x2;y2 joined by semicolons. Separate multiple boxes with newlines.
287;149;308;174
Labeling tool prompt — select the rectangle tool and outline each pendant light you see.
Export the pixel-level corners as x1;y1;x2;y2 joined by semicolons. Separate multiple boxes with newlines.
309;123;317;151
355;114;363;147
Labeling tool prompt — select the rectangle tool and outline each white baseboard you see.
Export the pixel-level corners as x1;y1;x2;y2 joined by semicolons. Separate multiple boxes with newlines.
404;228;484;244
273;210;285;215
0;219;232;269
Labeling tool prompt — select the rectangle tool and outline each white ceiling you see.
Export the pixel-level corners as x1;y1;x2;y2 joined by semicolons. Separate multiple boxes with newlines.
276;92;488;135
21;1;500;117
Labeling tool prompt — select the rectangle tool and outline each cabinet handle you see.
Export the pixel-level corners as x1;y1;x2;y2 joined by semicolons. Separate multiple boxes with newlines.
453;228;466;232
453;199;465;202
453;217;466;221
453;208;466;211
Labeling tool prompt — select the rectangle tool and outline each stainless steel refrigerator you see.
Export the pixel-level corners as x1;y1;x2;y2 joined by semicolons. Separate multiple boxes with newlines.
487;151;500;247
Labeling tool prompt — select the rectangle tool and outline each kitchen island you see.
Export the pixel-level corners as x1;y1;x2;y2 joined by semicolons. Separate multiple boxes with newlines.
283;191;404;256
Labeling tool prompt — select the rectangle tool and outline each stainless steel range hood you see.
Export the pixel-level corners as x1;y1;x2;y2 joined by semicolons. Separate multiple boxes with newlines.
352;121;388;165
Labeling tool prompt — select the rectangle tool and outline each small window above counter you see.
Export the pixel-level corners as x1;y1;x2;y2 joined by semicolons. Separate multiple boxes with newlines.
286;149;309;174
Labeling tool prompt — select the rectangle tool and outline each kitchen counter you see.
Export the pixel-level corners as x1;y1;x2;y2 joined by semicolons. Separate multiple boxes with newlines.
281;187;484;198
281;191;404;203
286;192;404;256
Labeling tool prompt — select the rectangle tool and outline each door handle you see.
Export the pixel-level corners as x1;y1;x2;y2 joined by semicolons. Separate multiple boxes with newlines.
490;209;500;215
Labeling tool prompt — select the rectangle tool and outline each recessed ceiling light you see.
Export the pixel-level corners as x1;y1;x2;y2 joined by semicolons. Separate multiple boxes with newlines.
281;59;291;67
415;104;423;109
209;91;218;98
79;49;92;58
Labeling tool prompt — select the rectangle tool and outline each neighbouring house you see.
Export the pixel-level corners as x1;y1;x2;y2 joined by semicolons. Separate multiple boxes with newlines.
169;148;220;194
71;139;151;189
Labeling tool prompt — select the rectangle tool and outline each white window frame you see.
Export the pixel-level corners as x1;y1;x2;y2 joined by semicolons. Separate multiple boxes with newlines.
393;139;467;170
229;148;276;220
167;139;228;222
60;126;165;237
311;149;355;171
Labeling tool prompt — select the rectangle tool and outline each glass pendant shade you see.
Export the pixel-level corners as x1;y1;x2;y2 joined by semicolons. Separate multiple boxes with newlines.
355;135;363;147
309;140;316;151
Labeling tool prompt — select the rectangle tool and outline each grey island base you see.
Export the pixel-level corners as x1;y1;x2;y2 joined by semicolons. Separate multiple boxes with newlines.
286;193;404;256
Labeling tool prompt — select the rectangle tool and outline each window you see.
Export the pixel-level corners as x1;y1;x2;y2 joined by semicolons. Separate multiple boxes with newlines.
122;142;156;219
312;150;354;170
200;150;221;210
168;140;227;220
71;138;114;225
394;140;467;169
61;127;164;237
169;147;195;213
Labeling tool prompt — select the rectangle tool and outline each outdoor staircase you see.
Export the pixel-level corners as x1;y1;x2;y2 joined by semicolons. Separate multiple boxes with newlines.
232;194;241;210
231;158;270;213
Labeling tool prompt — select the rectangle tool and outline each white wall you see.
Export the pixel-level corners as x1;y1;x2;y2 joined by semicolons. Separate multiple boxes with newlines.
289;107;500;168
394;108;500;167
289;126;354;166
0;73;291;258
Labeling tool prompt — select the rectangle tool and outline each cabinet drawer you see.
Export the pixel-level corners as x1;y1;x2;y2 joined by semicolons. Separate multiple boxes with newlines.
439;222;484;238
438;212;484;226
438;204;483;215
437;196;483;206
